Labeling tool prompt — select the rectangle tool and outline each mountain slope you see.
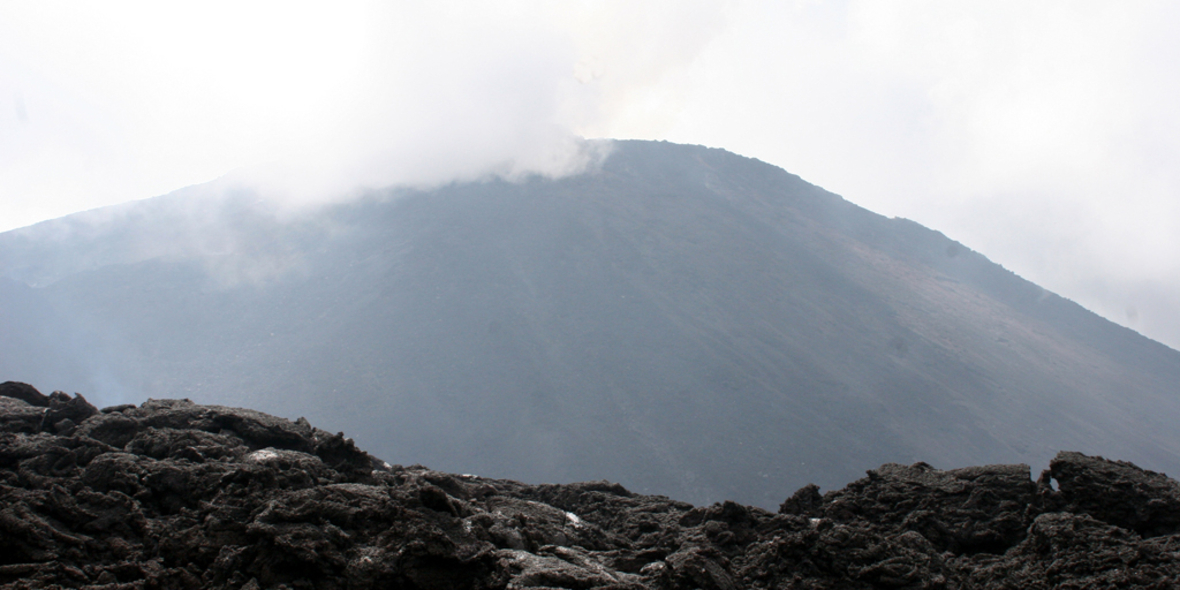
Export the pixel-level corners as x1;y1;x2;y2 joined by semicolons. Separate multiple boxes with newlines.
2;140;1178;507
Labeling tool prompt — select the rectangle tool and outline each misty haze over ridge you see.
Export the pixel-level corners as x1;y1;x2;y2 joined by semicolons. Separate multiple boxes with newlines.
5;2;1180;364
2;139;1179;508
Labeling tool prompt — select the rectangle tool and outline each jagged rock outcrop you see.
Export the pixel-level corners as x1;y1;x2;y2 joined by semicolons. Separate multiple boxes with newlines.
2;381;1177;589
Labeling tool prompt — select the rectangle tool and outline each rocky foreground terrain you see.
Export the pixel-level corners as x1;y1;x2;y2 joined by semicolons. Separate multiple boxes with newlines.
1;381;1178;589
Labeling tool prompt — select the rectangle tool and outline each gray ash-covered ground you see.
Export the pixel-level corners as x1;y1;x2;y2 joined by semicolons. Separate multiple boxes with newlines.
1;381;1178;589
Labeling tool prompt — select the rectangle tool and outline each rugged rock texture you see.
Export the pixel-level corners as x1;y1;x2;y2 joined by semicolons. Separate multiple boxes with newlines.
2;382;1178;589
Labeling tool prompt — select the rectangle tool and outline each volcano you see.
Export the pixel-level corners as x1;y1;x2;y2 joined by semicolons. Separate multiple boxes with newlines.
2;140;1178;507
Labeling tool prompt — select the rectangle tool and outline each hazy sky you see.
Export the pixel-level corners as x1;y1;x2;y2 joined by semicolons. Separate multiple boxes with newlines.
1;1;1178;350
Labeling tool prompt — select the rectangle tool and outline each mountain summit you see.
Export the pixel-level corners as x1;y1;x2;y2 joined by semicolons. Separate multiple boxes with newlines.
2;140;1178;507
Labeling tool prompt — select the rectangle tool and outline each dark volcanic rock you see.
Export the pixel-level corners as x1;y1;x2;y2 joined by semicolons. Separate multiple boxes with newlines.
813;462;1037;555
1043;451;1180;538
1;382;1178;589
0;382;48;407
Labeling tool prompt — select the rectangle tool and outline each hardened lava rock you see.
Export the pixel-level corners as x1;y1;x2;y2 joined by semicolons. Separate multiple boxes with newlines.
1;381;1177;589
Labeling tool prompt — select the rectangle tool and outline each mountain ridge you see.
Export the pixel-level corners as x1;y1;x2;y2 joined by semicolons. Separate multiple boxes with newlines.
2;140;1178;507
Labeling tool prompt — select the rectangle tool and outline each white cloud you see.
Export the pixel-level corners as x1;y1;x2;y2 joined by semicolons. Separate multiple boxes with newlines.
1;0;1178;348
0;0;729;218
654;0;1180;349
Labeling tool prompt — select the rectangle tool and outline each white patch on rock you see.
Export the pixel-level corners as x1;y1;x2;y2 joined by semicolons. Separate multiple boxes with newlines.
246;449;280;463
566;511;583;526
